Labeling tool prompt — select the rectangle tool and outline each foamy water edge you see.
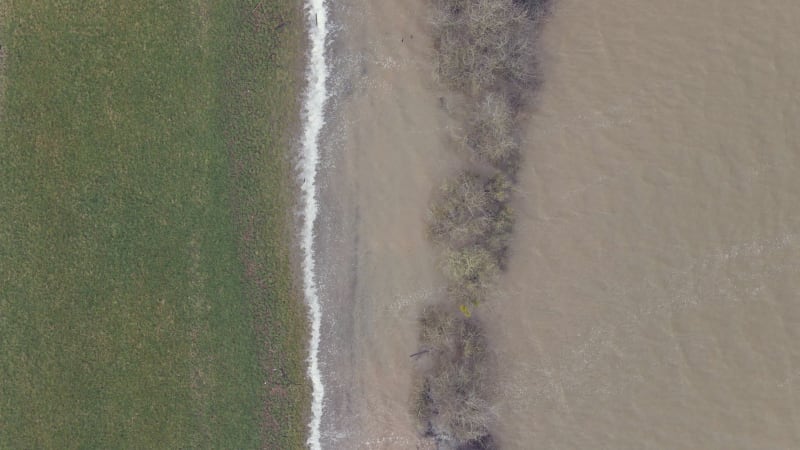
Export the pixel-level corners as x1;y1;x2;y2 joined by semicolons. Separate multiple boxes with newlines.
298;0;328;449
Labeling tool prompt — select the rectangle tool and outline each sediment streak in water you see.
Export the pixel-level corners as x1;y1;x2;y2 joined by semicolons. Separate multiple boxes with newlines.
299;0;328;449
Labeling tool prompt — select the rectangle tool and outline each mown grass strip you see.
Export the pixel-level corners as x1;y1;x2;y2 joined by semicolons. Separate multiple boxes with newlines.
0;0;307;448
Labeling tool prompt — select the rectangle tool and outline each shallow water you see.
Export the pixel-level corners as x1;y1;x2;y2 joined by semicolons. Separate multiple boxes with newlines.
314;0;457;448
485;1;800;448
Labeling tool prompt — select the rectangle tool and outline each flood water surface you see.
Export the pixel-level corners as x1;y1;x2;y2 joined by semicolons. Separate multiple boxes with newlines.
486;1;800;448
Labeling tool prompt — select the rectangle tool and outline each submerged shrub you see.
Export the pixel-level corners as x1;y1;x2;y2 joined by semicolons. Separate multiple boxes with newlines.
465;92;521;174
412;308;494;445
482;204;513;265
419;304;459;355
442;245;499;290
428;172;493;247
428;172;514;276
432;0;536;94
486;172;513;203
415;0;545;446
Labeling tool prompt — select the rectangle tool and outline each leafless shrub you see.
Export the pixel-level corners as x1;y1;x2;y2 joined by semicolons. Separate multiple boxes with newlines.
415;0;547;446
412;307;494;445
515;0;551;20
428;172;491;247
428;172;514;274
486;172;513;203
481;204;513;265
464;92;521;174
432;0;537;94
419;304;459;354
442;245;499;298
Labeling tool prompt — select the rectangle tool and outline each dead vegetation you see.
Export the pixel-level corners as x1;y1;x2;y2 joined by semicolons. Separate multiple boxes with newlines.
413;0;548;447
464;92;520;175
432;0;538;94
412;306;494;446
428;173;513;254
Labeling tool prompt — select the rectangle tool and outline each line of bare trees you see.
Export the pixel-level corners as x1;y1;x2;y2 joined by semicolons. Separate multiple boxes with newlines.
412;0;548;448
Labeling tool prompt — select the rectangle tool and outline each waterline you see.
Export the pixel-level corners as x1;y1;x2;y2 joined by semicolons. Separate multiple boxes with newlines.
298;0;329;449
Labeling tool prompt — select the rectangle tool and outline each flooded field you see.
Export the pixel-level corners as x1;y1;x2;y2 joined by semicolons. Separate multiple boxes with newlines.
316;0;800;448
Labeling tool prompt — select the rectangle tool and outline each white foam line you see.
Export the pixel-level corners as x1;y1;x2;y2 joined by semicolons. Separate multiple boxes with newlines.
298;0;329;449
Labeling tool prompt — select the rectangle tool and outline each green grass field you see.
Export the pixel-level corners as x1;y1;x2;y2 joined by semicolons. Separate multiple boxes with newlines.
0;1;309;448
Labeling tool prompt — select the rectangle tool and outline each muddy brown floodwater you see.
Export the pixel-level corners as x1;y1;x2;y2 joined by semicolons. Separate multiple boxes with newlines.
316;0;800;448
315;0;459;448
486;0;800;448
